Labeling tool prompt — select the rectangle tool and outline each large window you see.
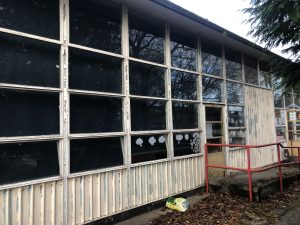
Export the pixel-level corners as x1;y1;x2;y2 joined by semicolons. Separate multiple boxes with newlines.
201;40;222;76
244;55;258;85
259;61;272;89
202;76;223;103
225;48;242;81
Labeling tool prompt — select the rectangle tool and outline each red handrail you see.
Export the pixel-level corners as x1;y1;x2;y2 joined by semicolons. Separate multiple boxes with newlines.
204;142;300;202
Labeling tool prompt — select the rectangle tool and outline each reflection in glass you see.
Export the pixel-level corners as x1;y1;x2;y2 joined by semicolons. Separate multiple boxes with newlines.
275;110;286;126
206;124;222;138
0;89;59;137
259;61;272;89
225;49;242;81
0;141;59;185
69;48;122;93
206;107;222;121
228;106;245;127
285;94;294;109
276;127;286;141
201;40;222;76
131;134;167;163
174;132;201;156
129;61;165;97
0;33;60;87
129;13;164;64
171;70;197;100
0;0;59;39
244;55;258;85
227;81;244;104
202;77;223;102
274;91;284;108
229;129;246;145
70;0;121;53
70;95;122;133
131;99;166;131
170;29;197;71
295;95;300;109
70;137;123;173
173;102;198;129
207;138;223;153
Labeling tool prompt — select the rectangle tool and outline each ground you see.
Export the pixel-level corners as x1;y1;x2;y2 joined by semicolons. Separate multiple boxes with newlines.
149;181;300;225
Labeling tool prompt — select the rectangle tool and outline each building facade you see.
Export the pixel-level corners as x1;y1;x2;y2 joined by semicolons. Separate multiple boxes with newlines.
0;0;298;224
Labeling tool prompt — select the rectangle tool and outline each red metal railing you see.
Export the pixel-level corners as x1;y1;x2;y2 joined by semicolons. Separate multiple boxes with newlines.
204;142;300;202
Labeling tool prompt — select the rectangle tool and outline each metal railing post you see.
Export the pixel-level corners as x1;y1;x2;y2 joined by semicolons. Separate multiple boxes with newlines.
277;144;283;193
246;146;253;202
205;144;209;193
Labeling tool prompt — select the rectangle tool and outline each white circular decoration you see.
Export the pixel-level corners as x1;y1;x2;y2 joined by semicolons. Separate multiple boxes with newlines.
175;134;183;144
135;138;143;147
158;136;165;143
185;134;189;140
148;136;156;146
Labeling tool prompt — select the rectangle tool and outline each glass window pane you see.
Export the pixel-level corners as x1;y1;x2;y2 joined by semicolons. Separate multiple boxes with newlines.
275;110;286;126
70;137;123;173
129;61;165;97
129;12;164;64
276;127;286;142
274;91;284;108
173;102;198;129
170;29;197;71
70;0;121;53
174;132;201;156
244;55;258;85
132;134;167;163
70;95;122;133
229;129;246;145
0;0;59;39
285;94;294;109
227;81;244;104
131;99;166;131
206;123;222;138
202;76;223;102
171;70;197;100
259;61;272;89
201;40;222;76
69;48;122;93
225;49;242;81
0;89;59;137
0;33;60;87
0;141;59;185
228;106;245;127
206;107;222;121
207;138;223;153
295;95;300;109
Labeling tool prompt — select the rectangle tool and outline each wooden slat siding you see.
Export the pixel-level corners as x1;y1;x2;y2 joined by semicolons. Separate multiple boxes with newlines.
245;86;277;168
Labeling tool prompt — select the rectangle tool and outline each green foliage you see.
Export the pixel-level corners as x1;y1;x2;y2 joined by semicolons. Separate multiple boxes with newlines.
243;0;300;93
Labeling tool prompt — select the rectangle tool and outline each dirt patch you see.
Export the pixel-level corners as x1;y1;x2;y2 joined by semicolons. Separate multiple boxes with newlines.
150;181;300;225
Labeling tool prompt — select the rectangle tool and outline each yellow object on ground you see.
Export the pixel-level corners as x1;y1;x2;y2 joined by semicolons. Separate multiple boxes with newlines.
166;197;189;212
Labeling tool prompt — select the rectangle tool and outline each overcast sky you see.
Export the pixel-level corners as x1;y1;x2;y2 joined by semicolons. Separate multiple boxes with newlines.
169;0;286;57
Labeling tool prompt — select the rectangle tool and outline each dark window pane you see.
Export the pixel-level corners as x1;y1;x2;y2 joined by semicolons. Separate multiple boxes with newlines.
285;94;294;109
174;132;201;156
206;107;222;121
129;13;164;64
0;141;59;185
70;137;123;173
274;91;284;108
276;127;286;141
201;40;222;76
129;61;165;97
202;76;223;102
227;81;244;104
171;29;197;71
131;99;166;131
206;123;222;138
275;110;285;126
295;95;300;108
70;95;122;133
0;89;59;137
228;106;245;127
173;102;198;129
244;55;258;85
69;48;122;93
0;0;59;39
259;62;272;89
229;129;246;145
171;70;197;100
207;138;222;154
225;49;242;81
0;33;59;87
70;0;121;53
131;134;167;163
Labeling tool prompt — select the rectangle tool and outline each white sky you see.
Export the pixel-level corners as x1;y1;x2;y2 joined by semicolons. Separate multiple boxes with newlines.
169;0;286;57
